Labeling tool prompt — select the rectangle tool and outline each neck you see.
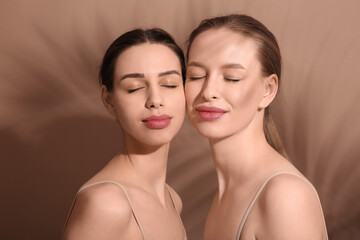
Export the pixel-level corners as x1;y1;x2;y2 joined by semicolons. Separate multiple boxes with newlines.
209;124;272;197
118;134;170;195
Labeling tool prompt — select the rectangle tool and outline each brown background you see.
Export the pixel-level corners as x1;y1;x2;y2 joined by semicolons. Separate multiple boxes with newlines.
1;0;359;239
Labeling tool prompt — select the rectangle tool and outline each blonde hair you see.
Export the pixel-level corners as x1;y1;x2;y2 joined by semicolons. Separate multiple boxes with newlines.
186;14;288;159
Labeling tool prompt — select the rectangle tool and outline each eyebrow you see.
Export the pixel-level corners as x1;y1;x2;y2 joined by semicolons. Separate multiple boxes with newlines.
187;62;245;70
120;70;180;81
120;73;145;80
187;61;206;68
158;70;181;77
222;63;245;69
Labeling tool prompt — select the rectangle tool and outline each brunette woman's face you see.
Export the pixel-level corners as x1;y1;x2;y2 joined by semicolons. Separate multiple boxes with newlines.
185;28;272;140
103;43;185;146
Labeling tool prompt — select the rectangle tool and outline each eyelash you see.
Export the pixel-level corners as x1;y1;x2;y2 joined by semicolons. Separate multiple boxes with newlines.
225;78;240;82
189;76;205;80
162;85;177;88
128;87;144;93
128;85;177;93
188;76;240;83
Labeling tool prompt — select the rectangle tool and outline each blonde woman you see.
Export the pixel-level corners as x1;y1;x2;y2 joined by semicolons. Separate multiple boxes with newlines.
185;14;328;239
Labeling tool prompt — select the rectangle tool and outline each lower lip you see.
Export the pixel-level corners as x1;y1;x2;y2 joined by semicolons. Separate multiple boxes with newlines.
198;111;226;121
143;118;171;129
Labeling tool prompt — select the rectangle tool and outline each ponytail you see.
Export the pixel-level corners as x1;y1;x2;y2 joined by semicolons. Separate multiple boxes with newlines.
264;107;289;159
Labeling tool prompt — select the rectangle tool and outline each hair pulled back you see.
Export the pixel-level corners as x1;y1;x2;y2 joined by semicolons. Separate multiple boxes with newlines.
100;28;185;91
186;14;288;158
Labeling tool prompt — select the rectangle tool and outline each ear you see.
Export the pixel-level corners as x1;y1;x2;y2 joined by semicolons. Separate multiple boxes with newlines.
258;74;278;109
101;85;117;116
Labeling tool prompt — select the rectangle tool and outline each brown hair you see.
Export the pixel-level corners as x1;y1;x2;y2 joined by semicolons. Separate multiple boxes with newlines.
186;14;288;159
100;28;185;91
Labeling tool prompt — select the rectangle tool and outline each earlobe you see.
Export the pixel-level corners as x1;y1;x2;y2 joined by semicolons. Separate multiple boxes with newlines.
259;74;278;109
101;85;116;116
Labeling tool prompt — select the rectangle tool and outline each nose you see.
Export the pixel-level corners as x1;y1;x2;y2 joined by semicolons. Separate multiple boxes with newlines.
145;85;164;109
202;76;220;101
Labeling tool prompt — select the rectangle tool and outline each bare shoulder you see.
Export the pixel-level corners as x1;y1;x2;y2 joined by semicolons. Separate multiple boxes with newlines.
62;182;133;240
166;184;183;213
256;173;327;239
76;182;133;219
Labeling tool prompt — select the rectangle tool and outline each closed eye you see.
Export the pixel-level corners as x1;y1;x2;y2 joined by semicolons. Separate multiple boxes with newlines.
225;78;240;82
161;85;178;88
128;87;144;93
188;76;206;80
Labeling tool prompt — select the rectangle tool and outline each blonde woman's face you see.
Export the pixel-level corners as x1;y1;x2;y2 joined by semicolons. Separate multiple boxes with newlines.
185;28;269;140
105;43;185;146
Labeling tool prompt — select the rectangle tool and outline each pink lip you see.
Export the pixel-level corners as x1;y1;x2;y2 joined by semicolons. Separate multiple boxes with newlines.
196;106;227;121
142;115;171;129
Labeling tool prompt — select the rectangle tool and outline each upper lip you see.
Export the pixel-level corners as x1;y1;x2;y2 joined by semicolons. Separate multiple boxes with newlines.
142;114;171;121
196;106;227;113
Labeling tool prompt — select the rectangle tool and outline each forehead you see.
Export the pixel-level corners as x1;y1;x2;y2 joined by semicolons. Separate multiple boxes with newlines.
188;28;259;69
115;43;180;75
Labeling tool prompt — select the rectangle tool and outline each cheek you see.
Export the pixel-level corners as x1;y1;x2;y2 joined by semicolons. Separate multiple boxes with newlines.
113;96;142;123
228;82;263;111
184;82;199;106
167;89;186;111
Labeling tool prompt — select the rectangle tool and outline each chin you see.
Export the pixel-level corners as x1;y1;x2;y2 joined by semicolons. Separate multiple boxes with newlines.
138;127;181;147
145;134;174;147
124;118;184;147
192;122;230;140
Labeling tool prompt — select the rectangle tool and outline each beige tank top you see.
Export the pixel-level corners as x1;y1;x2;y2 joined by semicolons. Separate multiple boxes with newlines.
235;172;328;239
64;181;187;240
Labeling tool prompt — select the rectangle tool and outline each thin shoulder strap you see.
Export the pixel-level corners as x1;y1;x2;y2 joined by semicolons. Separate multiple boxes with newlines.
235;171;326;240
166;185;188;240
64;181;146;240
166;184;179;213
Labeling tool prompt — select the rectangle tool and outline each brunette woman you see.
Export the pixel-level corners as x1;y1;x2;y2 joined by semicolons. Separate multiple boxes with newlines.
185;14;328;239
62;28;187;240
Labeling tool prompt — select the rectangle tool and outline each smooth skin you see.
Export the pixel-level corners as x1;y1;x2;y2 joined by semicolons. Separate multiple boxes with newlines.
185;28;327;240
62;43;186;240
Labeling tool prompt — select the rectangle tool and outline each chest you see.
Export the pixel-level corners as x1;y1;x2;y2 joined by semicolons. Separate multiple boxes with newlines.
131;192;185;240
204;189;258;240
